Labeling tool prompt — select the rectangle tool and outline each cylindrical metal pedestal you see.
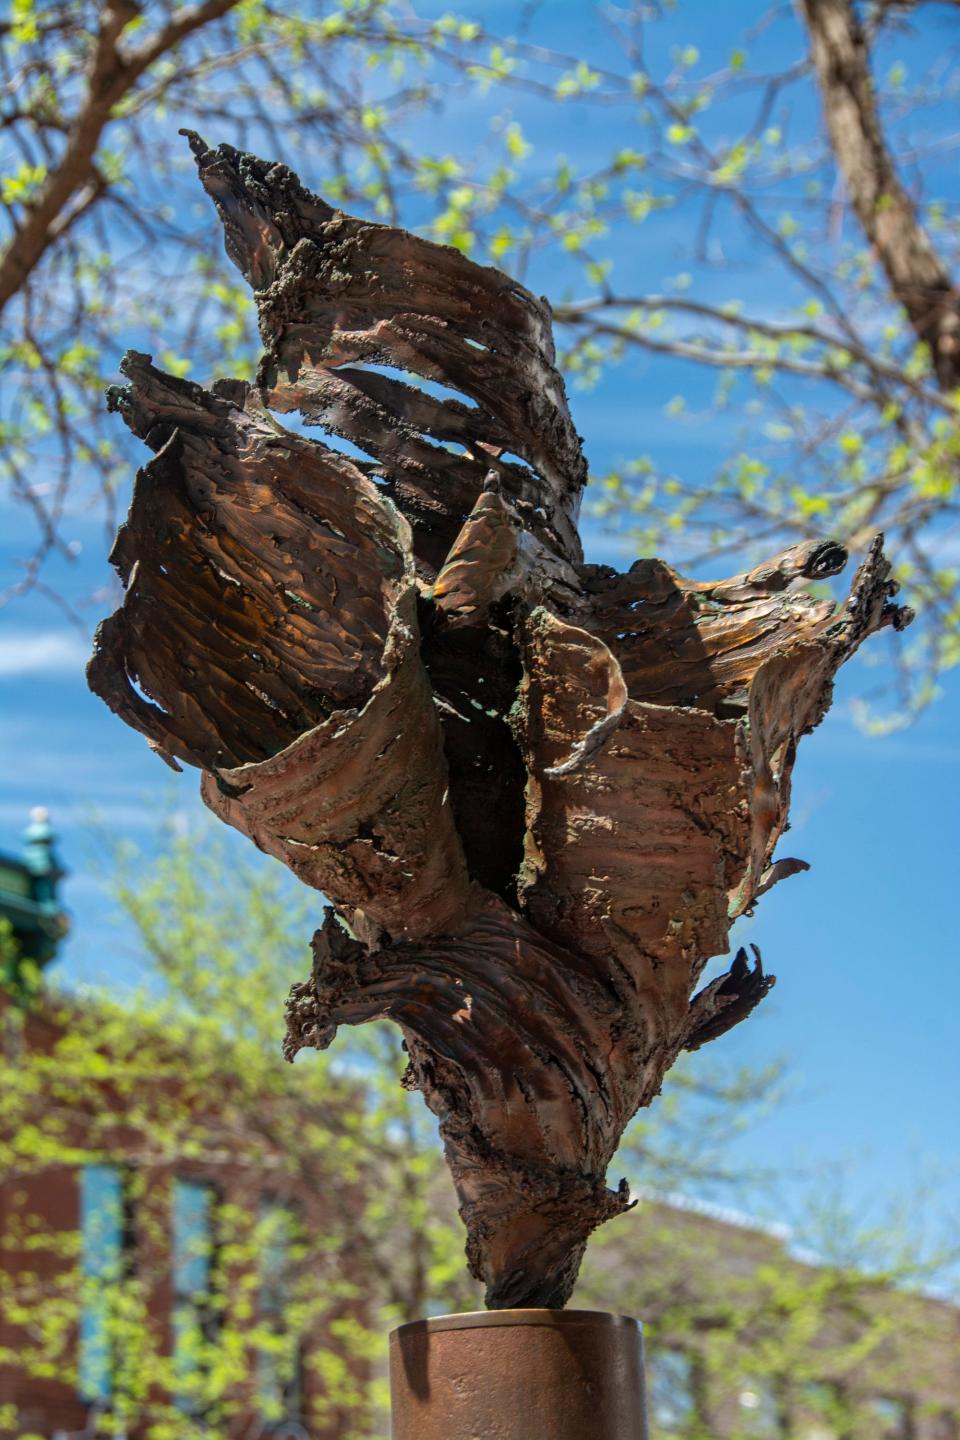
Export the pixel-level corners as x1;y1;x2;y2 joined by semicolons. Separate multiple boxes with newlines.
389;1308;648;1440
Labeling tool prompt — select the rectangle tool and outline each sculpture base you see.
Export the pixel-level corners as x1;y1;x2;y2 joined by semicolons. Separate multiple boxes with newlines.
389;1308;648;1439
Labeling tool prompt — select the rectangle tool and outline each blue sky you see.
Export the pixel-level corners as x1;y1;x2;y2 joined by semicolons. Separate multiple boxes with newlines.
1;0;958;1257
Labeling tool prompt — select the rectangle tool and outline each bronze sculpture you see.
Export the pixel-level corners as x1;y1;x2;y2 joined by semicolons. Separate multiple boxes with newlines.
88;134;911;1318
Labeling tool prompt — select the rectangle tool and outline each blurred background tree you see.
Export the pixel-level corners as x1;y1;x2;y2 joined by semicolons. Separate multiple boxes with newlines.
2;822;956;1437
578;1182;959;1440
1;822;480;1438
2;0;960;721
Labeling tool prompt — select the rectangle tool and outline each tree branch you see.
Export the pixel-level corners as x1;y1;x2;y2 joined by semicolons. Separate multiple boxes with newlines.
799;0;960;387
0;0;239;315
555;295;953;413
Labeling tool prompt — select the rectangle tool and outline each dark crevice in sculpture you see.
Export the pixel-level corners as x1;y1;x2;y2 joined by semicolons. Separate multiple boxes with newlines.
419;613;527;904
89;134;914;1310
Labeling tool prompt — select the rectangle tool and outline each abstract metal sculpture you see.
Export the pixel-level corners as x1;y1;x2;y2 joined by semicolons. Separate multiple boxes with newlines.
88;135;911;1312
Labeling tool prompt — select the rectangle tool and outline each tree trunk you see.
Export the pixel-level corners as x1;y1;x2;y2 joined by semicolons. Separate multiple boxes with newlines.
88;136;911;1308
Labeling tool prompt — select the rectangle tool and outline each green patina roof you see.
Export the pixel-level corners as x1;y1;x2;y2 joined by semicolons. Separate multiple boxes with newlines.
0;808;69;974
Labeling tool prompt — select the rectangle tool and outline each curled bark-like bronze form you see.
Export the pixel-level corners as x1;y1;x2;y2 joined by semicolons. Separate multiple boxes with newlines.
89;136;913;1309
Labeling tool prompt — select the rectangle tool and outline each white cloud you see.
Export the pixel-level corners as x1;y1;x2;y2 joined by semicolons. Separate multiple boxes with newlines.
0;629;88;678
0;799;160;830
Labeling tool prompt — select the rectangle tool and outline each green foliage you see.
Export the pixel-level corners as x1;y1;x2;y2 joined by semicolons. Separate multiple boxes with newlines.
0;917;42;1005
2;3;959;720
3;821;956;1434
577;1176;959;1439
0;819;473;1437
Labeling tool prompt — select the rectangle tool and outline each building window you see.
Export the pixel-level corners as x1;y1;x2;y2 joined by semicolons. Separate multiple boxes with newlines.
737;1376;784;1436
256;1199;303;1424
78;1164;131;1403
866;1397;911;1439
795;1381;845;1440
172;1178;218;1414
649;1348;697;1435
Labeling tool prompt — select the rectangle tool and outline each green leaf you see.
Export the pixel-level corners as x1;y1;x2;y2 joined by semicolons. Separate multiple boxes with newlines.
503;122;531;161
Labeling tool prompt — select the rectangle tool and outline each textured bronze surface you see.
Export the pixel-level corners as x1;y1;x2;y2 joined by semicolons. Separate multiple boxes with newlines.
89;135;913;1309
389;1310;648;1439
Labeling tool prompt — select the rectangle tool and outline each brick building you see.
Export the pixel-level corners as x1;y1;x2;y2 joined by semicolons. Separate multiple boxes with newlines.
578;1194;960;1439
0;814;366;1440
